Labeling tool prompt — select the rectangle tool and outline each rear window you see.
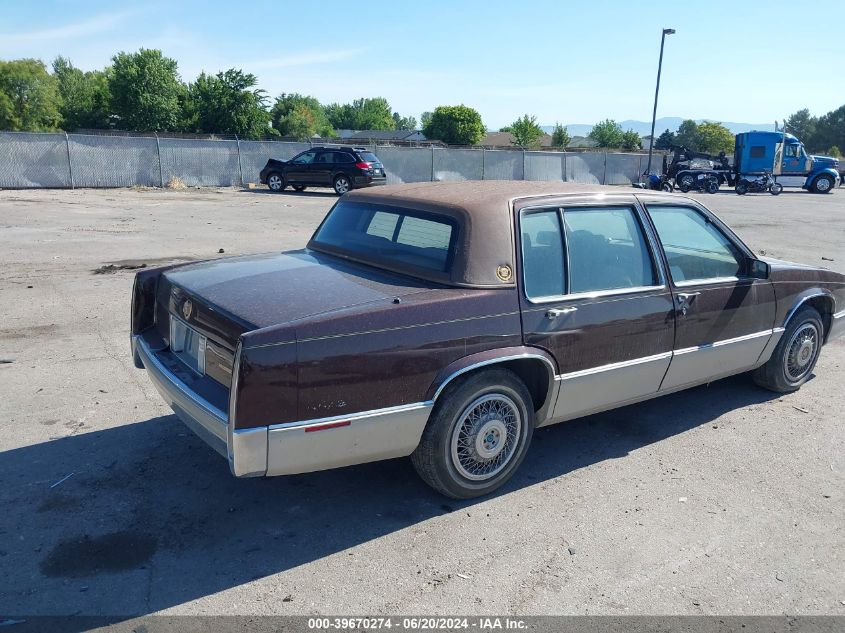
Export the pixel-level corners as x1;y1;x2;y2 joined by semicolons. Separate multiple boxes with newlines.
311;201;456;274
358;151;380;163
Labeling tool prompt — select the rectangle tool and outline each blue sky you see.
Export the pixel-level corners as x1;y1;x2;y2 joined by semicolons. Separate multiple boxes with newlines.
1;0;841;129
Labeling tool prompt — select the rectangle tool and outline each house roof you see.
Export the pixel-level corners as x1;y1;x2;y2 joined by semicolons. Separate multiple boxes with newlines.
480;132;555;148
347;129;424;141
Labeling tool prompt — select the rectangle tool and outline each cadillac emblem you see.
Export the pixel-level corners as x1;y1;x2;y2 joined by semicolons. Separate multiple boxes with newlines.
496;265;513;282
182;299;193;320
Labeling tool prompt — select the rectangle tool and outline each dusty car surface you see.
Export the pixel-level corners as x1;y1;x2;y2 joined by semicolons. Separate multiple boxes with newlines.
131;181;845;498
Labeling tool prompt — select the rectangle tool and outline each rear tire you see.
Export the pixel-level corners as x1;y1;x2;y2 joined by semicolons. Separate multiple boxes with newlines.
411;369;534;499
706;179;719;194
333;174;351;195
267;172;285;192
753;306;823;393
677;173;694;193
811;174;834;193
735;181;748;195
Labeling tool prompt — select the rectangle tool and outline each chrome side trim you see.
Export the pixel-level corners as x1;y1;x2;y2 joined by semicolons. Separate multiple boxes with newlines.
431;353;557;402
268;401;433;432
673;329;775;356
266;401;433;476
674;276;743;288
526;285;666;306
555;351;673;381
834;310;845;319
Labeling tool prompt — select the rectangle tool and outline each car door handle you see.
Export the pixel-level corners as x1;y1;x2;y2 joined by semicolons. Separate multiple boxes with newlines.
675;292;700;316
546;307;578;320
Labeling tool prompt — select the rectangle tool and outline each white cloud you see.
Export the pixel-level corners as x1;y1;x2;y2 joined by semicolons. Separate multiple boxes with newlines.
245;48;366;71
0;11;136;46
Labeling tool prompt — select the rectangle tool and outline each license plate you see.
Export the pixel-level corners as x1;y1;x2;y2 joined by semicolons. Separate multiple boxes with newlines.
170;317;206;375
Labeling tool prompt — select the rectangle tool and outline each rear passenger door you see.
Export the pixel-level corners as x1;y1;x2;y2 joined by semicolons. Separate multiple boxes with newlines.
518;197;676;424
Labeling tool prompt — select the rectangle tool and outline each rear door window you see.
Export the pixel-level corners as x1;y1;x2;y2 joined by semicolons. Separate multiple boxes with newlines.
562;206;658;293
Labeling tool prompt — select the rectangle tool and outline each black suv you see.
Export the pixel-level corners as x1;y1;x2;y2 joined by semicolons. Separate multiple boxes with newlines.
259;147;387;195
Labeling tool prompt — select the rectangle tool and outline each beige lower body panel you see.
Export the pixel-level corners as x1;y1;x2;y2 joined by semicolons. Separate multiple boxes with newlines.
543;353;672;426
660;330;774;392
266;403;433;476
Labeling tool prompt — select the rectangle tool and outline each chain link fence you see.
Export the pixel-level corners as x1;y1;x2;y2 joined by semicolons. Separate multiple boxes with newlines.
0;131;649;189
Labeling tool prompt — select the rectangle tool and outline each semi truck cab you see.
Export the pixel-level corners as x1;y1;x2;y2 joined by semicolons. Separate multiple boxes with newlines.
736;131;840;193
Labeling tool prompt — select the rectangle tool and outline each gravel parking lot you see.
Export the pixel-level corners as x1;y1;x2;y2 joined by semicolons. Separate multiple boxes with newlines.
0;185;843;618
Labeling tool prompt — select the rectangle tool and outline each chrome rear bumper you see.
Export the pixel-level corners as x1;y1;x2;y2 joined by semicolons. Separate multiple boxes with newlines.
132;335;267;477
132;334;430;478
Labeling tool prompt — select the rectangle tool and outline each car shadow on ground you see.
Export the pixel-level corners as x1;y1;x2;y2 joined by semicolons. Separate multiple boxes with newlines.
242;187;338;198
0;374;781;620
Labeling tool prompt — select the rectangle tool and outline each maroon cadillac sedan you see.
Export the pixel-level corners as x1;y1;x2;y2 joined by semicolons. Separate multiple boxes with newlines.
131;181;845;498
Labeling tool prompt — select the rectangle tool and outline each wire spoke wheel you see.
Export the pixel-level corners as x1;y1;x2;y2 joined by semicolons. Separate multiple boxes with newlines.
450;394;522;481
784;323;819;383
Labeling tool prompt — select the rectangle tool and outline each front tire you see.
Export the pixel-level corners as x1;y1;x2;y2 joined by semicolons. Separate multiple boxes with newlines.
677;173;694;193
753;306;823;393
811;174;834;193
411;369;534;499
735;181;748;195
706;179;719;194
769;182;783;195
333;174;351;195
267;172;285;192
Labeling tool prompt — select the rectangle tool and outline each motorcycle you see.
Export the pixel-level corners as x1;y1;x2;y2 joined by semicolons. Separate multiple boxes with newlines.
676;171;720;194
735;173;783;195
633;173;674;192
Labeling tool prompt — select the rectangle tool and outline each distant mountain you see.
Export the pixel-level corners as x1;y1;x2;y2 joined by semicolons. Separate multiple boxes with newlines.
542;118;776;137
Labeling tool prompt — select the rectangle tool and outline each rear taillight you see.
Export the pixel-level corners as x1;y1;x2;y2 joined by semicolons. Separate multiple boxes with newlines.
355;161;372;169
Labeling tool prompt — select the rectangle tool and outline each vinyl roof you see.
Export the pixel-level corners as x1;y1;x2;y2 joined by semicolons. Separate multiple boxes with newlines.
334;181;654;288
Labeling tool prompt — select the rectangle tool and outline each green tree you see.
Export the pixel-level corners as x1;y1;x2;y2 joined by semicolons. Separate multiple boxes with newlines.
588;119;624;148
811;104;844;155
620;129;642;151
785;108;816;145
674;119;699;149
283;104;319;141
52;57;111;130
185;69;270;138
551;122;571;148
0;59;62;131
392;111;417;130
827;145;841;157
420;111;433;130
508;114;544;149
271;93;333;138
108;49;184;131
422;105;486;145
653;128;676;150
325;97;394;130
695;121;734;154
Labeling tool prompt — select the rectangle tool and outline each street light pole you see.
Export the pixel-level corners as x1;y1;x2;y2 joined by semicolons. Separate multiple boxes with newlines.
645;28;675;177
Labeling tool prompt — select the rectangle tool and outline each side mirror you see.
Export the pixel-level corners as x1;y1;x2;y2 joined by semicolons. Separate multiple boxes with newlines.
747;258;770;280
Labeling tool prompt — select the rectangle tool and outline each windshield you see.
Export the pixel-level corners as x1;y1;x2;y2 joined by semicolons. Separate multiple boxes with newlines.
310;201;457;275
